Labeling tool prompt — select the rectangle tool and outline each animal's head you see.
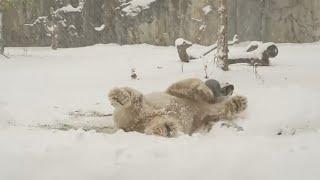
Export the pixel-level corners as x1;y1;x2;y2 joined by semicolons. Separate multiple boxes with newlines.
205;79;234;103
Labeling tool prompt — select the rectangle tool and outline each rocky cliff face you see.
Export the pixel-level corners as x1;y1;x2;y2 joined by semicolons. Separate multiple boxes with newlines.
1;0;320;47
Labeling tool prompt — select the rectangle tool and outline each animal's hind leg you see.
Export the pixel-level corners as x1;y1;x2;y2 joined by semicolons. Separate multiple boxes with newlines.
166;78;215;103
145;117;182;137
205;95;247;120
197;96;247;132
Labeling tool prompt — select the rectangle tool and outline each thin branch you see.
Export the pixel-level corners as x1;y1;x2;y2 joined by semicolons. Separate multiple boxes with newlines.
203;34;239;57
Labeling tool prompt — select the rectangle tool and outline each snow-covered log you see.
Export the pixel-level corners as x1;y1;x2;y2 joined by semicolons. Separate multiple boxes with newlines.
175;35;239;63
175;38;278;66
228;42;279;66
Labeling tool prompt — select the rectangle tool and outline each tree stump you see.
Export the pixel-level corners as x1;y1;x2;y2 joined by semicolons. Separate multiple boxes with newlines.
175;38;192;63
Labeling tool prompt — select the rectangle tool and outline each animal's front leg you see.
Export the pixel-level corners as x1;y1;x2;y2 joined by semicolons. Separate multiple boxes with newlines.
145;117;181;137
108;87;143;109
208;95;248;120
223;96;247;118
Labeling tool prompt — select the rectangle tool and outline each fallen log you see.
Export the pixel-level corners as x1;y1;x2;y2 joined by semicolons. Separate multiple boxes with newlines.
175;35;239;63
228;42;278;66
175;38;278;66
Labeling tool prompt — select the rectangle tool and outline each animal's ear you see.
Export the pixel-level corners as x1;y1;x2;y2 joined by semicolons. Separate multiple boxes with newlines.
205;79;234;98
220;84;234;96
205;79;222;97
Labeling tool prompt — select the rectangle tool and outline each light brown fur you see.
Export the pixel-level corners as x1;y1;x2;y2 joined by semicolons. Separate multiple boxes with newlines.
108;78;247;137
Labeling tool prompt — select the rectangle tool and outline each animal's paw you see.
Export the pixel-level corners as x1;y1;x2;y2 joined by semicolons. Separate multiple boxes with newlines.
108;87;143;108
145;120;179;138
224;95;247;116
108;88;131;108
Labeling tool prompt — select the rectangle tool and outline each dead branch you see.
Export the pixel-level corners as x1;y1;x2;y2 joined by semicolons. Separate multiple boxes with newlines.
203;34;239;56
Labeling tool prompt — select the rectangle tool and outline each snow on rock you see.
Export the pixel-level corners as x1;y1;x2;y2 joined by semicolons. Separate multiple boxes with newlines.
56;1;85;13
59;4;81;13
47;25;55;32
94;24;106;32
202;5;212;15
119;0;157;16
199;24;207;31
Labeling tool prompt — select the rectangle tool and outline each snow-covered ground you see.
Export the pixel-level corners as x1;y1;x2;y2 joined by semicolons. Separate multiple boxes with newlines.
0;43;320;180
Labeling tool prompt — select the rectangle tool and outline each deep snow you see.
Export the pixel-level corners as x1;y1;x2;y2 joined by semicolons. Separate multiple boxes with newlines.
0;43;320;180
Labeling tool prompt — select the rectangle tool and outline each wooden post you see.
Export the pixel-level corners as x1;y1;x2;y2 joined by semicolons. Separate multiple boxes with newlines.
216;0;229;71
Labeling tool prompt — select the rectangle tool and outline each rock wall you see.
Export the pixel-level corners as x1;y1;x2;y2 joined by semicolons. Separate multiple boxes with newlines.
0;11;3;53
2;0;320;47
0;12;3;40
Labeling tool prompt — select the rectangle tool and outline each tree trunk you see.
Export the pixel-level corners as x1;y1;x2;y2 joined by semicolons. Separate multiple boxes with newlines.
51;25;58;50
216;0;229;71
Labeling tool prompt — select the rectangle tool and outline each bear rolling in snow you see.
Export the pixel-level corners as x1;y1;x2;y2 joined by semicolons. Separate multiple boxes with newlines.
108;78;247;137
